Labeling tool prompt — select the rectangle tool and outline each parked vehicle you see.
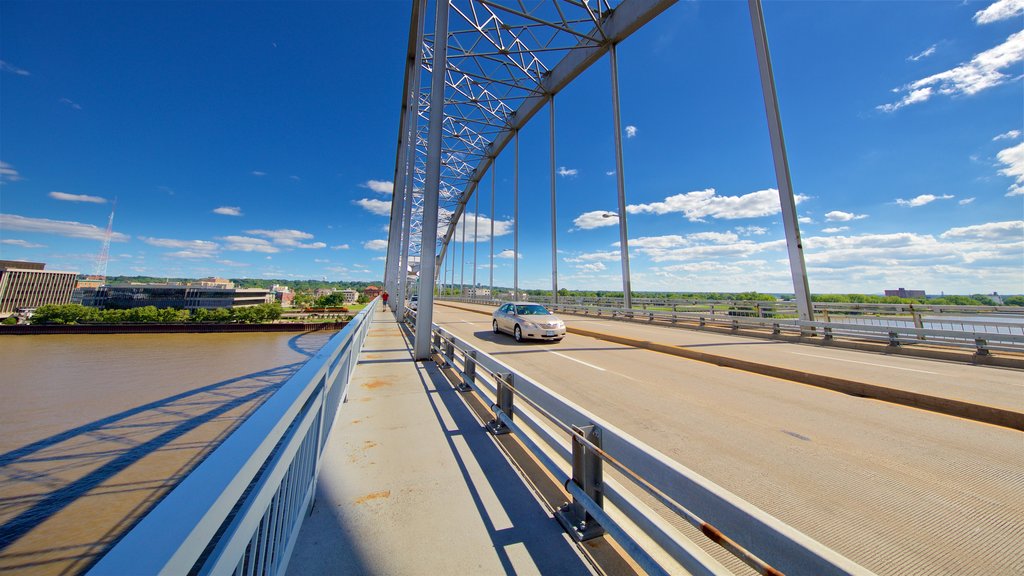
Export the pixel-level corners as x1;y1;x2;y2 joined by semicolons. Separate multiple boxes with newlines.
492;302;566;342
408;294;418;311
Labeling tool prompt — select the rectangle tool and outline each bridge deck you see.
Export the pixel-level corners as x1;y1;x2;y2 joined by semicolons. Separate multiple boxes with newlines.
286;309;612;575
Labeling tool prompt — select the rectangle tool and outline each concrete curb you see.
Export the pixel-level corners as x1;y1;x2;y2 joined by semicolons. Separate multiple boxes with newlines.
438;302;1023;432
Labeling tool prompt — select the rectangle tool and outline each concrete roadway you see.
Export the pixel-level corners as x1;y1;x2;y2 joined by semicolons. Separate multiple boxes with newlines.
432;304;1024;576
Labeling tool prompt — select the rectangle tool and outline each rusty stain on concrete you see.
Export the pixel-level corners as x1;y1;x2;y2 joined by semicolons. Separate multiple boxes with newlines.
354;490;391;504
362;379;391;390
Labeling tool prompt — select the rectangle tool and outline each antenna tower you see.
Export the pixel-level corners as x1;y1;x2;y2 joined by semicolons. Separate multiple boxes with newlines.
92;200;116;281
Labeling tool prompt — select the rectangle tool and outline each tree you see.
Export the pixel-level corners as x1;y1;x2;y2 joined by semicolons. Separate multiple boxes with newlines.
357;293;370;304
1003;295;1024;307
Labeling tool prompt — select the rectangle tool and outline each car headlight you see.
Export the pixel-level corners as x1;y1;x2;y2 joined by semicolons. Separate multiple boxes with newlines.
523;321;538;329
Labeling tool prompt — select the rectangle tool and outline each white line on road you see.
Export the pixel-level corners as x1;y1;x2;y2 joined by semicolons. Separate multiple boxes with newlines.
547;350;606;371
789;352;940;375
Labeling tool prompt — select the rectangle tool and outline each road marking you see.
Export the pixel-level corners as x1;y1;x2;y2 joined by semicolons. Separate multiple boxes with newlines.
547;350;606;371
789;352;940;375
461;320;474;324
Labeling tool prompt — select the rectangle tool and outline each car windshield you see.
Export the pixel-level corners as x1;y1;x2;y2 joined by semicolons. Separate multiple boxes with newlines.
515;304;549;315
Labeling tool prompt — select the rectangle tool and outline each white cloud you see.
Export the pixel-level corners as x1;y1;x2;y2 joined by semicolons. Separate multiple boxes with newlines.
825;210;869;222
557;166;578;177
1;161;22;182
605;170;616;176
363;179;394;194
450;211;514;241
626;188;806;221
798;216;813;224
139;237;219;253
314;258;330;263
1;239;45;248
0;214;129;242
959;197;976;205
59;98;82;111
220;235;279;253
735;226;768;236
626;236;687;249
688;231;740;244
563;250;623;263
940;220;1023;240
621;231;786;263
290;175;301;181
247;229;325;249
578;262;607;272
821;226;850;233
0;60;30;76
571;210;619;230
973;0;1024;24
166;250;215;259
363;239;388;251
355;198;392;216
251;170;266;176
625;125;637;138
213;206;243;216
907;45;937;62
993;130;1022;141
49;191;106;203
332;244;350;250
895;194;954;207
216;259;249;267
995;141;1024;196
496;249;520;259
878;30;1024;112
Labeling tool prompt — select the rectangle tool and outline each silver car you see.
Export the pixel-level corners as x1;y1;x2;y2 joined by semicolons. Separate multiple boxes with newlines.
492;302;566;342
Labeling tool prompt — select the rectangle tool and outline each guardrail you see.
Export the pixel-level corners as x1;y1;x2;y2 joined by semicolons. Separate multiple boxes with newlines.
440;297;1024;356
89;299;378;576
403;309;875;575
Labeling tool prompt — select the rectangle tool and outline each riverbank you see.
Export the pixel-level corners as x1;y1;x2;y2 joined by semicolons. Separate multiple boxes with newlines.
0;321;347;335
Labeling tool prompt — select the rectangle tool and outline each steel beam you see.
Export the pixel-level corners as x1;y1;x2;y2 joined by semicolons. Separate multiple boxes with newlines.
610;43;633;310
415;0;450;361
748;0;814;323
550;96;559;303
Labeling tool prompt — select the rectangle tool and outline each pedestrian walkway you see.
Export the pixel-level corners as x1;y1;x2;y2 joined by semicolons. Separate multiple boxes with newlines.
286;309;598;575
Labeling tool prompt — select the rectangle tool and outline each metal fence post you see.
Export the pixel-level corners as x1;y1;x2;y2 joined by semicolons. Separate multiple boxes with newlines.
557;425;605;541
975;338;990;356
444;338;455;365
459;350;476;392
486;373;514;435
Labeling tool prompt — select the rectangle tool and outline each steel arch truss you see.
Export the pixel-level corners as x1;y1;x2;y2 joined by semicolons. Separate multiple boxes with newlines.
388;0;675;299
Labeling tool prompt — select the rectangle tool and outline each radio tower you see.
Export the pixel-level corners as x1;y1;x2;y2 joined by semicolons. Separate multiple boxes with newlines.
91;200;116;283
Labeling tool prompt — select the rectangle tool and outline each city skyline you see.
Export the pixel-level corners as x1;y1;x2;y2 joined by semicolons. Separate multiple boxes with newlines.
1;1;1022;294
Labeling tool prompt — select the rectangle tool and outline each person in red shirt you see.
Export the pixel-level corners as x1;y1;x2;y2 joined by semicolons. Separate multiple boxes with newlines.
382;291;389;309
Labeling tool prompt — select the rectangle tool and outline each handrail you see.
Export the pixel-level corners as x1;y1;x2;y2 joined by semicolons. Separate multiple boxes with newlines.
438;296;1024;355
89;299;379;576
417;312;875;575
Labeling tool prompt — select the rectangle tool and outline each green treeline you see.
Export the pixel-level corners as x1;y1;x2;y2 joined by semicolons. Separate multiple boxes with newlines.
515;288;1020;306
105;276;382;293
28;303;284;325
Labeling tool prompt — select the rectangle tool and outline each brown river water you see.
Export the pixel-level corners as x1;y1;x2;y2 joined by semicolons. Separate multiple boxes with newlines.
0;330;337;575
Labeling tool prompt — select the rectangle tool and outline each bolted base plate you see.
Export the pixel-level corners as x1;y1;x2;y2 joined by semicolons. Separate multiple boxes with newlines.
555;504;604;542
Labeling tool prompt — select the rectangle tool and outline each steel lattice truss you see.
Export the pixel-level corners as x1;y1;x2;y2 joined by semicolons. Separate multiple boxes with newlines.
396;0;673;276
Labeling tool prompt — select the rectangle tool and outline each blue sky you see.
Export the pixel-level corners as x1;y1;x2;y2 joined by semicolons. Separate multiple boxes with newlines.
1;1;1022;295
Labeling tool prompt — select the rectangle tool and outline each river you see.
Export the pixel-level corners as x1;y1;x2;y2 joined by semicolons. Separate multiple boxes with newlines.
0;330;337;575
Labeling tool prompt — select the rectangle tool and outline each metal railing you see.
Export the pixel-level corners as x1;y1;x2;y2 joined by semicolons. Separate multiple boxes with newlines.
439;296;1024;355
89;300;378;576
405;309;875;575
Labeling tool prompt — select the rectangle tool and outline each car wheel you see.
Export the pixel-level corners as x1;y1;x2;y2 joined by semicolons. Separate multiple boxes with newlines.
492;319;500;334
514;325;523;342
